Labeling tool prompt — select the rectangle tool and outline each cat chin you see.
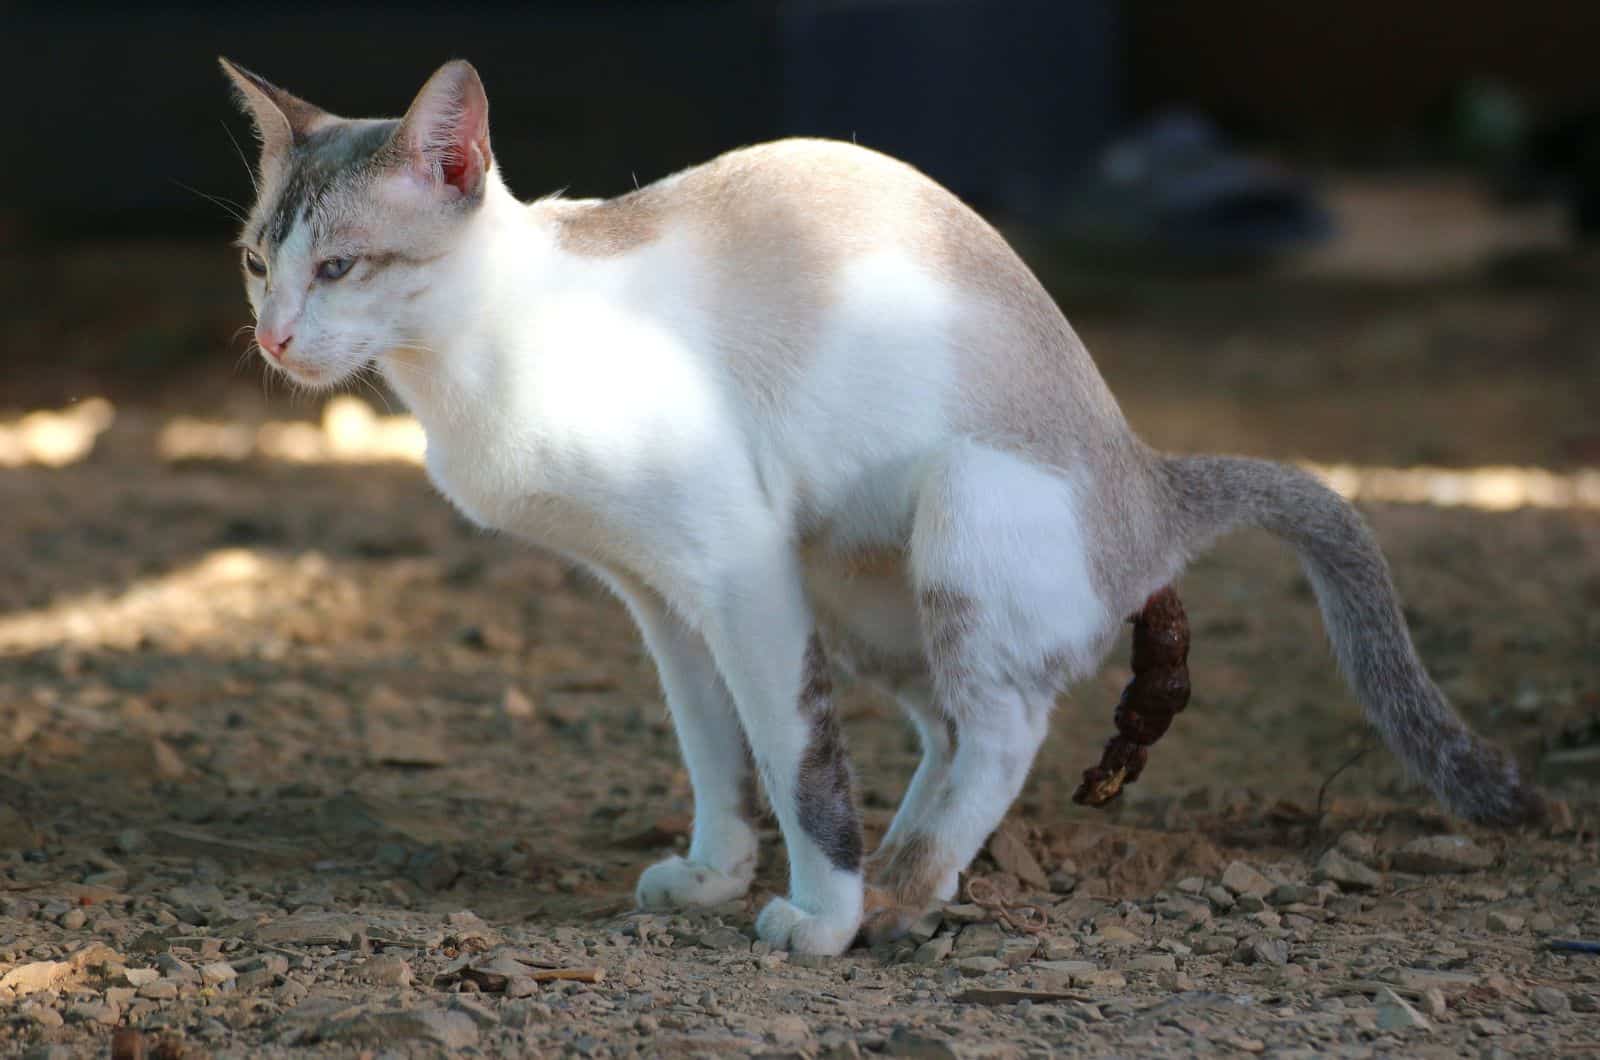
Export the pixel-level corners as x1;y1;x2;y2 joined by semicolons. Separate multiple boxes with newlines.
269;358;365;391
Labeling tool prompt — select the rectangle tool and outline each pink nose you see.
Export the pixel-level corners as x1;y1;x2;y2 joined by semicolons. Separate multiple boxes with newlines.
257;327;293;359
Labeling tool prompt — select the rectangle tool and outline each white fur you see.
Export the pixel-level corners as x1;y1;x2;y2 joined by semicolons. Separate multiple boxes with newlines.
249;153;1126;955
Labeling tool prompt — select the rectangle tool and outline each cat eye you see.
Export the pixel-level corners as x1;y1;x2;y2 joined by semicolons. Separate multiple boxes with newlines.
316;256;356;282
242;249;267;277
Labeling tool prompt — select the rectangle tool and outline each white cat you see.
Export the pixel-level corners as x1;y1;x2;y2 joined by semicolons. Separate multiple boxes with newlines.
221;58;1542;956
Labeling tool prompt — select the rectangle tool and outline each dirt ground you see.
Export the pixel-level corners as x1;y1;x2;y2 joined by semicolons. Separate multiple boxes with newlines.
0;237;1598;1058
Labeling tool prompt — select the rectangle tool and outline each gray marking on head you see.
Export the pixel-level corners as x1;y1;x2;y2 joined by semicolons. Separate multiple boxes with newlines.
262;119;400;250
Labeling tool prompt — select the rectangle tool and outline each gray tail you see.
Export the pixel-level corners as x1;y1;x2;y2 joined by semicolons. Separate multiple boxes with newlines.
1161;453;1544;826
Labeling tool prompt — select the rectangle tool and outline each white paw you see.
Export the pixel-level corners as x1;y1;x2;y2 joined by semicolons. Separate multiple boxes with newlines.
635;855;752;910
755;895;860;956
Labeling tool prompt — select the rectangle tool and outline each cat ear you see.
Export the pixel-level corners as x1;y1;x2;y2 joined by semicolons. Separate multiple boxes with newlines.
218;57;335;168
388;60;492;200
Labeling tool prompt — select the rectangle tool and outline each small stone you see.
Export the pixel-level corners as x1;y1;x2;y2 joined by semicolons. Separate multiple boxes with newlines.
1221;861;1273;899
316;1006;479;1050
354;954;412;987
24;1004;63;1029
506;976;538;998
696;925;750;951
1529;913;1556;934
67;1001;120;1026
953;922;1004;957
1047;869;1078;895
1421;987;1448;1020
1336;831;1377;865
1532;986;1570;1015
1235;895;1267;913
1471;1018;1506;1037
987;822;1048;891
57;908;86;931
1157;969;1194;991
1094;924;1141;945
1269;884;1321;906
769;1014;812;1044
123;967;159;987
998;936;1040;966
940;903;990;923
907;910;943;943
1176;876;1206;894
1315;849;1382;890
1249;937;1289;966
1071;968;1127;989
156;955;198;983
105;987;135;1007
405;848;462;892
1390;835;1493;874
1038;936;1078;960
199;961;236;986
137;980;179;1000
1570;993;1598;1013
1128;954;1177;973
1204;885;1236;911
0;960;70;995
956;956;1004;976
883;1025;959;1059
1485;911;1524;933
1375;986;1431;1031
912;935;953;965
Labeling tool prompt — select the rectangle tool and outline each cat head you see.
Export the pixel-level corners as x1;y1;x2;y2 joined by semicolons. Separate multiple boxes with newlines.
220;58;495;387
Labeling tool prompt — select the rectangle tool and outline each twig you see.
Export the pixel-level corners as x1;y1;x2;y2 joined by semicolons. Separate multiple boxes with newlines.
1315;739;1375;820
965;876;1048;935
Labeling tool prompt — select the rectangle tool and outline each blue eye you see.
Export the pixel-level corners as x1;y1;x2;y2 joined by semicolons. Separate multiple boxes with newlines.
316;257;355;281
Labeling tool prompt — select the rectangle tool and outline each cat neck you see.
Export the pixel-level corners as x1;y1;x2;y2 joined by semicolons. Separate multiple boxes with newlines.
375;174;550;435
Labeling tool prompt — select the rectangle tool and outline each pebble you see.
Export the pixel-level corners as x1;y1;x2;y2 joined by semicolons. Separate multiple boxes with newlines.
1203;885;1236;911
1532;987;1570;1015
1315;849;1382;890
137;980;179;1000
913;936;953;965
1221;862;1273;899
883;1025;960;1059
1246;937;1290;966
1486;911;1524;933
1157;969;1194;991
1391;835;1493;874
57;908;86;931
957;956;1004;976
1127;954;1177;973
354;954;412;987
200;961;237;986
1528;913;1556;934
1375;986;1431;1031
315;1006;480;1050
1335;831;1377;864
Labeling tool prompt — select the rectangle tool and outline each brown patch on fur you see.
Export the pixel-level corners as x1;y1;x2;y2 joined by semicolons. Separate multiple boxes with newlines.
546;193;664;257
861;832;955;943
919;586;980;707
833;544;905;580
795;634;863;872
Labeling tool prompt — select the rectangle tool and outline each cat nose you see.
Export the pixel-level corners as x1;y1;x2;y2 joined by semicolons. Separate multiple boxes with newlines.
257;327;293;359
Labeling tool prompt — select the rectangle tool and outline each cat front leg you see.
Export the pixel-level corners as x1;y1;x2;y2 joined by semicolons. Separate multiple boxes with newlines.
605;574;761;910
698;547;864;956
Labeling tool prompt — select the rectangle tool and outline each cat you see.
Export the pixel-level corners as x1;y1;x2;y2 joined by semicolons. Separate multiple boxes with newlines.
219;58;1544;956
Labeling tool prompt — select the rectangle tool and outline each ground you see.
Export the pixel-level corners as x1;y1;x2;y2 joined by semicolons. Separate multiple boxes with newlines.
0;232;1597;1058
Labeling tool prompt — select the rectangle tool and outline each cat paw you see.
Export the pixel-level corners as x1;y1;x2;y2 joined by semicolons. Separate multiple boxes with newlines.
635;855;752;910
755;896;860;956
860;887;924;945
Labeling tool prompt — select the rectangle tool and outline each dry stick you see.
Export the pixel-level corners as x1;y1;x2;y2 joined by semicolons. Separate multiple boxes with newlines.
1073;587;1191;808
1315;738;1375;820
964;876;1049;935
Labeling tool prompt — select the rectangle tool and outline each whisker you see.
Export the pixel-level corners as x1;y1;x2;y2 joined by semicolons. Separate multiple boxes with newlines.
170;179;248;225
220;119;259;196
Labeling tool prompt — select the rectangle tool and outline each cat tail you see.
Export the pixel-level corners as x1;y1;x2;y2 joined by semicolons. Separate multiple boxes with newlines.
1159;453;1545;826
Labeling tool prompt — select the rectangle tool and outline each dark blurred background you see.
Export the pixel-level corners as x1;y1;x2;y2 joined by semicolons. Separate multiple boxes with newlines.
5;0;1600;239
3;0;1599;440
